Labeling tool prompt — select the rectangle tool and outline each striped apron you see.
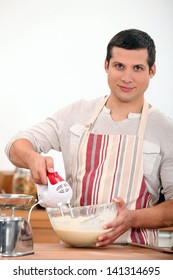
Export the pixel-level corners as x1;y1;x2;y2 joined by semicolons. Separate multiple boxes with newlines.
71;95;158;245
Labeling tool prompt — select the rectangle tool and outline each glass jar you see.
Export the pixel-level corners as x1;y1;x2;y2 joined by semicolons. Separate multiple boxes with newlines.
12;167;37;197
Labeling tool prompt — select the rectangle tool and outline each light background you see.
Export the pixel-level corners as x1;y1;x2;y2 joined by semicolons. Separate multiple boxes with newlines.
0;0;173;175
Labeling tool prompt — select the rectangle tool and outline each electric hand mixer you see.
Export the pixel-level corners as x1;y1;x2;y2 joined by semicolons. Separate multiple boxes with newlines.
28;171;73;222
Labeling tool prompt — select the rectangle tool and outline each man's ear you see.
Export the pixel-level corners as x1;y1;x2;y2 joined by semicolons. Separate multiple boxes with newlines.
104;59;109;73
149;64;156;78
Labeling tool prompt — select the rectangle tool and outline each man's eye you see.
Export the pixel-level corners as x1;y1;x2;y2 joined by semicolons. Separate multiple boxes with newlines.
115;63;124;69
134;65;143;71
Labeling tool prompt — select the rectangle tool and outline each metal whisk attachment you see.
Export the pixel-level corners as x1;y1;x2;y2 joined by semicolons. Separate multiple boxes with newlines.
55;181;73;217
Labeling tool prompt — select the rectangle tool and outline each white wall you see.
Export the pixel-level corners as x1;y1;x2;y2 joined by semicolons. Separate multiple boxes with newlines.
0;0;173;174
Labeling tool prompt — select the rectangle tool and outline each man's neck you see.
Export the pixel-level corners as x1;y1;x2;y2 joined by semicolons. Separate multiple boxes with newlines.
105;96;144;122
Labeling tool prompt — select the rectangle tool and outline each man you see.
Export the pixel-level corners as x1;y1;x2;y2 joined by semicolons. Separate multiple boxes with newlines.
5;29;173;247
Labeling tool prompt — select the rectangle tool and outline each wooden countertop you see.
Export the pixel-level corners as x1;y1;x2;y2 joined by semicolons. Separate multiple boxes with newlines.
1;243;173;260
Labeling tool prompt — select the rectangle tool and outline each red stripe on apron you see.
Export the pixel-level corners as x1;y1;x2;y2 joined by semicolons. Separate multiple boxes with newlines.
94;134;109;204
131;177;150;244
80;134;102;205
136;177;150;209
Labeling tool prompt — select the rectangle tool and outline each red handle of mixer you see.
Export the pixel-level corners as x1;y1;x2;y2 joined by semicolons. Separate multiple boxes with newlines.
47;171;64;185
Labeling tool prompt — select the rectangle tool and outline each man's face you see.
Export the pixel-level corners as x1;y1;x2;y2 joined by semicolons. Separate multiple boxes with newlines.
105;47;156;104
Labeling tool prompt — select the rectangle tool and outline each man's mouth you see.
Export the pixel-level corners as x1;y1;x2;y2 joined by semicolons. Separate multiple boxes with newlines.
119;85;134;92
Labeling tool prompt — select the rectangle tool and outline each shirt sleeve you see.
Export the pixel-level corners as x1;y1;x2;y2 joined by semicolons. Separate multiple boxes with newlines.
5;110;64;159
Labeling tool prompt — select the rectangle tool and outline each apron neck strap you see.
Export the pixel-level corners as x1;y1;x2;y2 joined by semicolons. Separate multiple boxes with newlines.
85;95;109;128
137;99;149;138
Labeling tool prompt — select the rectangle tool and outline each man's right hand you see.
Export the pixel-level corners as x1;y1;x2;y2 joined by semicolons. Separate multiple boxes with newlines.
28;152;54;185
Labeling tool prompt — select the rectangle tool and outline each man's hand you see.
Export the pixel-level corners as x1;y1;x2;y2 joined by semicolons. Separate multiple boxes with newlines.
28;152;54;185
96;197;132;247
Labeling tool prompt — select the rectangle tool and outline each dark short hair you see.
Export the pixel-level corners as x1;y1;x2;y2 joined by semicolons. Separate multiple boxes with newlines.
106;29;156;69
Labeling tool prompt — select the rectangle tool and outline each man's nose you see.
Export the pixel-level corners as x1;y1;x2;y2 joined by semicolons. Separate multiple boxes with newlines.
121;70;133;83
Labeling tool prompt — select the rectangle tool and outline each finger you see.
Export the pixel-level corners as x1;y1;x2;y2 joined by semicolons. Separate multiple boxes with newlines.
31;169;47;185
96;227;124;247
112;197;127;213
96;232;116;247
112;197;125;207
103;217;117;230
38;170;48;185
99;226;121;240
96;239;112;247
45;156;54;173
31;160;48;185
36;156;54;185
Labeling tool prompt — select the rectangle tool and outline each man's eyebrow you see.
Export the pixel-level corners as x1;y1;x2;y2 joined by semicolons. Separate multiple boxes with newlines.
133;63;147;68
134;63;145;66
111;60;123;64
